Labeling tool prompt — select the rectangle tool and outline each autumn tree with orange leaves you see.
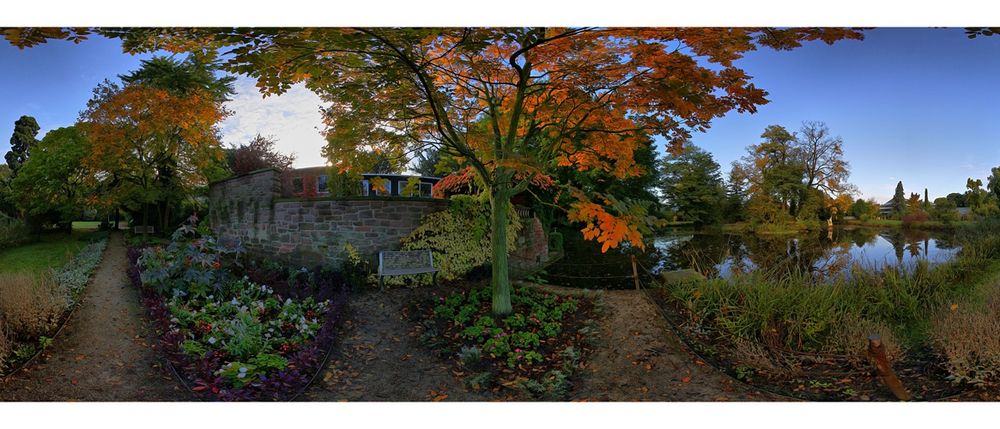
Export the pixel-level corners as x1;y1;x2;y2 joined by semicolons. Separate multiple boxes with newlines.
4;27;863;315
77;57;232;233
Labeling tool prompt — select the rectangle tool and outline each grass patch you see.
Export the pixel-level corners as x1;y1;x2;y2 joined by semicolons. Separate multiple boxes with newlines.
718;221;818;235
0;233;88;275
847;219;976;230
71;221;102;230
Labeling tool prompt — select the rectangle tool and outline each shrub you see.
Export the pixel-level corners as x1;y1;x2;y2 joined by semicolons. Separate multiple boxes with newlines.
0;273;68;340
0;321;11;370
824;314;902;369
400;194;521;283
901;210;929;227
0;218;30;251
52;239;107;302
930;293;1000;386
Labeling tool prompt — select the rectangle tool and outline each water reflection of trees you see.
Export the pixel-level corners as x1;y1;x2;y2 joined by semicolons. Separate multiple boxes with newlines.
656;227;961;281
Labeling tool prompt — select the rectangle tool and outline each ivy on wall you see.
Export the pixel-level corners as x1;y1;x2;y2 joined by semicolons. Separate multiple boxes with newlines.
400;194;522;283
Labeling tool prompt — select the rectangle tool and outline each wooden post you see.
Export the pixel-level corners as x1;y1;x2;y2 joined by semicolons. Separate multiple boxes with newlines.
631;255;641;290
867;335;911;401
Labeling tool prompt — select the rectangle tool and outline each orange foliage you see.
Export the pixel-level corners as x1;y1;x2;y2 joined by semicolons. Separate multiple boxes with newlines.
79;84;226;198
19;27;864;251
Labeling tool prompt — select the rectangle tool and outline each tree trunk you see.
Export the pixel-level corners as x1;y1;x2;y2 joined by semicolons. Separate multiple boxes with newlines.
490;179;513;316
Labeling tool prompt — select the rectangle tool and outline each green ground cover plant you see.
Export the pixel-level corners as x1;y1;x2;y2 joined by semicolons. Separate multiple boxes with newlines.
413;284;596;399
132;215;350;400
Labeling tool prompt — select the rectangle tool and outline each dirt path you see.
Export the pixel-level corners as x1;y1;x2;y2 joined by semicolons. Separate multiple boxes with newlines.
569;289;779;401
0;232;187;401
303;288;492;401
305;284;775;401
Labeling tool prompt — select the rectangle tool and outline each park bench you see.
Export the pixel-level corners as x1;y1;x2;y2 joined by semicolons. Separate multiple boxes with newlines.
378;249;438;289
133;225;156;234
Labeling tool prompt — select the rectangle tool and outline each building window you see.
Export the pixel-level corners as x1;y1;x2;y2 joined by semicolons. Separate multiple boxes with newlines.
317;175;329;194
419;183;432;197
292;177;304;194
361;180;370;196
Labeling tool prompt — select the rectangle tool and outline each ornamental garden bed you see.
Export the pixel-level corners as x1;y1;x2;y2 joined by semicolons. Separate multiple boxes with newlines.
407;282;599;400
127;215;350;401
0;235;108;376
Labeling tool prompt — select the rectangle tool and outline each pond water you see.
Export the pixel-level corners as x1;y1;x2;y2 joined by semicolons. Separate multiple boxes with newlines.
539;226;963;289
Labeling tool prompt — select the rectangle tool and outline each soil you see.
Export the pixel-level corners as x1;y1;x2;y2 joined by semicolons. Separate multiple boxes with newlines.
304;283;774;401
543;286;778;401
0;232;187;401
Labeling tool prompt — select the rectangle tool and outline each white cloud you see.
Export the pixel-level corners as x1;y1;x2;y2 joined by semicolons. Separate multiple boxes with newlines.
220;77;330;168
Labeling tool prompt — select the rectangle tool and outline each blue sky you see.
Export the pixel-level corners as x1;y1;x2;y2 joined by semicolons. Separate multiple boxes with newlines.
0;35;330;168
685;27;1000;202
2;28;1000;202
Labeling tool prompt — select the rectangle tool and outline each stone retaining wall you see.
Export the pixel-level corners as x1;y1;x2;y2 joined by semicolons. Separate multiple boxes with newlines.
209;168;547;272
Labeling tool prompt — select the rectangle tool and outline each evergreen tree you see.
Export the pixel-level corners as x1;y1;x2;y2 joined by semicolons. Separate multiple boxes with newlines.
660;142;725;225
4;115;40;179
892;181;906;217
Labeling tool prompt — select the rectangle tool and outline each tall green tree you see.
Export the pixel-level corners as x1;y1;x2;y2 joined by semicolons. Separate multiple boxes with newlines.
946;192;967;208
987;167;1000;200
0;163;14;217
4;115;40;179
723;161;749;222
741;125;806;221
966;178;986;210
659;142;724;225
9;126;91;230
892;181;906;217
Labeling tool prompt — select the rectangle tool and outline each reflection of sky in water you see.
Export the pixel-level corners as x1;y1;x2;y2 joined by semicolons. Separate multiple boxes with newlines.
652;229;962;281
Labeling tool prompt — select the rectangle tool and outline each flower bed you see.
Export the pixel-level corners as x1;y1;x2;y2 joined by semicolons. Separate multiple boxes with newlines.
0;238;107;375
128;215;349;401
411;284;597;400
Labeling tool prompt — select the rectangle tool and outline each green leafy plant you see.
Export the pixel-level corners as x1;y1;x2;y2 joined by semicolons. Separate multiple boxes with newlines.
400;195;521;283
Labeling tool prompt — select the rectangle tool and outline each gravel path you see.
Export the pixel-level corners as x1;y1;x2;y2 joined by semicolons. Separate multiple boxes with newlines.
0;232;187;401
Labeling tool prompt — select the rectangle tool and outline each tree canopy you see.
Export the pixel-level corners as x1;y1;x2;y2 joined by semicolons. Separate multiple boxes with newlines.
79;56;232;231
3;27;864;315
659;142;724;225
8;126;91;227
227;134;296;176
4;115;40;179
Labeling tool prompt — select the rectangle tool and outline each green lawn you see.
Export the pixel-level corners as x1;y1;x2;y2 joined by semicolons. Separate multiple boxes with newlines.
847;219;976;229
0;229;99;275
71;221;103;230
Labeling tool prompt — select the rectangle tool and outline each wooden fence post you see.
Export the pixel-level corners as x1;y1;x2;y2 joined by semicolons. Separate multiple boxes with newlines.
868;335;911;401
631;255;641;290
